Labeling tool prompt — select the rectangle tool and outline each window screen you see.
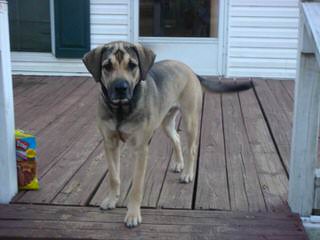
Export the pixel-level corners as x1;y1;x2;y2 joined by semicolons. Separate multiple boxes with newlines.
8;0;51;52
140;0;219;38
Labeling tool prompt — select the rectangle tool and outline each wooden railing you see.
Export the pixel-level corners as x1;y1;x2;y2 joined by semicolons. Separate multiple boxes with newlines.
289;1;320;216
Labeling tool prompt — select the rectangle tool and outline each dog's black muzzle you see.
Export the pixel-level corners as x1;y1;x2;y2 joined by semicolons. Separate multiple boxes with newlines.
108;79;132;104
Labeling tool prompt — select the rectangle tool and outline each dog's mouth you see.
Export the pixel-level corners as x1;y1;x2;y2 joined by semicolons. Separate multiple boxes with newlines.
106;79;133;106
109;90;132;105
111;98;130;105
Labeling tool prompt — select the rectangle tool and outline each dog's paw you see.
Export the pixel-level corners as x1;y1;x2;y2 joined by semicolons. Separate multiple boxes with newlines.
100;196;119;210
171;161;184;173
124;210;141;228
179;172;193;183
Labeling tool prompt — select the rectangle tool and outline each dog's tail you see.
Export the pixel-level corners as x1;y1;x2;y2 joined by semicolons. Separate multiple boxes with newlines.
197;75;253;93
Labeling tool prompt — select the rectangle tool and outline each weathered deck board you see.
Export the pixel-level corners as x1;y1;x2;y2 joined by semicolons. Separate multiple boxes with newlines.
14;77;71;114
264;80;297;171
280;80;295;100
254;80;292;172
90;124;180;208
120;127;179;208
139;129;174;208
12;78;98;202
239;89;289;212
12;75;32;88
0;204;307;240
266;80;294;122
52;144;106;206
13;77;45;104
5;76;310;239
25;80;95;135
11;76;298;214
16;119;101;204
13;76;46;104
89;143;135;207
32;88;98;176
88;175;108;206
157;110;202;209
222;92;266;212
195;93;230;210
16;77;89;132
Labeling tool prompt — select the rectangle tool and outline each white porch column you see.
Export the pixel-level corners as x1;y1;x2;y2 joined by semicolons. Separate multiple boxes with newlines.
288;3;320;216
0;0;17;203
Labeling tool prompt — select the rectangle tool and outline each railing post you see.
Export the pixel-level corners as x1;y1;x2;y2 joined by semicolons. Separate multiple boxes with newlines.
0;0;17;203
288;4;320;216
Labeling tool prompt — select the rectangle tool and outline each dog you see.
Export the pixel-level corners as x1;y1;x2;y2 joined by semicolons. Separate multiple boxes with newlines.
82;41;252;228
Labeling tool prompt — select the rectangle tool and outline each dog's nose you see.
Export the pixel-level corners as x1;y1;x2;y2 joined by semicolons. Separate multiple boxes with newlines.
113;80;129;96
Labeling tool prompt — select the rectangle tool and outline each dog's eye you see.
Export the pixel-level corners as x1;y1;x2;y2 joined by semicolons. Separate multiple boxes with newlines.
128;61;137;70
104;61;113;71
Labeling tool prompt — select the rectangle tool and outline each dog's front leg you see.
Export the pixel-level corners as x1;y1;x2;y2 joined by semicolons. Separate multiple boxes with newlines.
100;138;121;210
125;144;148;228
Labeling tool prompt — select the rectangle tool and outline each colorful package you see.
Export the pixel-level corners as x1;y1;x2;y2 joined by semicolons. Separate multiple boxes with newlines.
15;130;39;190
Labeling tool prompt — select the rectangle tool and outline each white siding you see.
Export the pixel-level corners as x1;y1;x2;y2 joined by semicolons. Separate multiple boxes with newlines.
11;0;131;76
226;0;299;79
90;0;130;48
11;0;301;79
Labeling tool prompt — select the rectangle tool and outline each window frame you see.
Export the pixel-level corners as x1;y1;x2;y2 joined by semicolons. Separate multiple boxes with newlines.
131;0;228;76
10;0;90;59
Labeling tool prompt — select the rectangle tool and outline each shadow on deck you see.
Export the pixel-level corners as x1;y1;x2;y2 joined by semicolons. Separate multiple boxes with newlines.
0;76;308;239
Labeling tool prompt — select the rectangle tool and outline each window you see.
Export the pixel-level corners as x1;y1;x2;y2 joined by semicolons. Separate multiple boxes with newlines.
8;0;51;52
139;0;219;38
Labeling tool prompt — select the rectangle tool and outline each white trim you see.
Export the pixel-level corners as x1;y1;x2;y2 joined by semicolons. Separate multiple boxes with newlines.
302;216;320;224
132;0;139;43
126;0;131;42
302;216;320;240
133;0;222;75
128;0;137;43
302;216;320;229
11;52;79;62
139;37;218;44
11;52;88;76
50;0;55;55
0;0;17;204
219;0;229;76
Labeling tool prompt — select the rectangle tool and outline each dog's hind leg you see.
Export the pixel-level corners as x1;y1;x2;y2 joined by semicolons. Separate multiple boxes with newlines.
179;79;202;183
162;108;184;173
179;111;199;183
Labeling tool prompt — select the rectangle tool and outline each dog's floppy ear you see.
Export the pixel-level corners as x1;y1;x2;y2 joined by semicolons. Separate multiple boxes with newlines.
133;43;156;80
82;46;105;82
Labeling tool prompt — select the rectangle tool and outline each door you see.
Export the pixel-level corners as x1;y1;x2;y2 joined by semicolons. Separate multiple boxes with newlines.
135;0;222;75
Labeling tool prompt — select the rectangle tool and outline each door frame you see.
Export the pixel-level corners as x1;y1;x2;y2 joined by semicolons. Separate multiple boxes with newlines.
130;0;228;76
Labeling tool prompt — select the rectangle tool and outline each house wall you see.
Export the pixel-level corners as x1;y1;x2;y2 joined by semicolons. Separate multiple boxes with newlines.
226;0;299;79
11;0;131;76
11;0;300;79
90;0;131;48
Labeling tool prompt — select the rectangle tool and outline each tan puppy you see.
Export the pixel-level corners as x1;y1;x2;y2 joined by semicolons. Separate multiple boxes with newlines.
82;41;251;228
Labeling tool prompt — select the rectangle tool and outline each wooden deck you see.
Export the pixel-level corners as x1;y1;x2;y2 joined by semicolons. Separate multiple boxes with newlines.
0;76;308;239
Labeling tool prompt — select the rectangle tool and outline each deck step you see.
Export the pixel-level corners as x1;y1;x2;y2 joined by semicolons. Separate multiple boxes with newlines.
0;204;307;240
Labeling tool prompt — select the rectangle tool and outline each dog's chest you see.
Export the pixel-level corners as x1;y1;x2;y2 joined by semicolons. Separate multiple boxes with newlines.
116;118;142;136
104;111;145;142
99;100;148;142
117;130;130;142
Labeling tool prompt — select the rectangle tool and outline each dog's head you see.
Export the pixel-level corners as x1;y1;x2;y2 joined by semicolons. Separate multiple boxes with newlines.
82;41;156;104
